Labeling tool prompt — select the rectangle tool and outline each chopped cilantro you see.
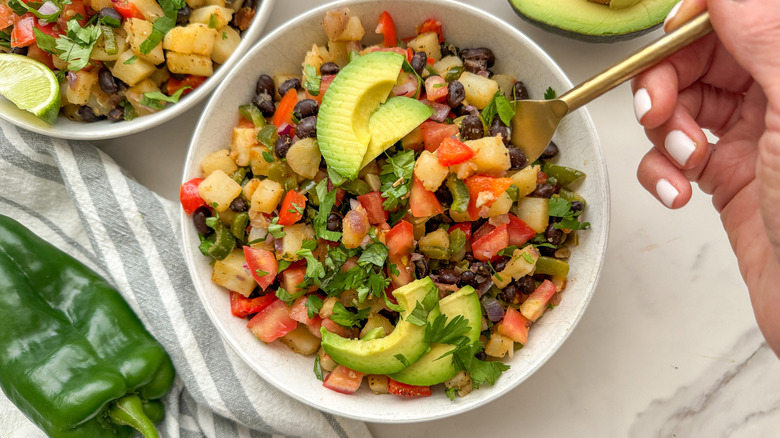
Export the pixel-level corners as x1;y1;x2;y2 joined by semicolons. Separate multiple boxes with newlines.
425;314;470;344
394;353;411;367
255;269;269;277
544;86;557;100
330;302;369;327
312;179;341;241
140;87;190;110
304;64;321;97
379;149;415;210
313;354;324;381
357;243;388;267
275;286;294;304
305;295;323;319
56;21;101;71
548;197;590;230
32;28;57;54
521;252;535;264
124;55;138;65
267;217;286;239
296;240;325;282
451;341;510;388
262;150;274;163
481;90;517;127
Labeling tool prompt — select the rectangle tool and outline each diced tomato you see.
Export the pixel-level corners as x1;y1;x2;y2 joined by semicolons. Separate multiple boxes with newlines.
273;89;298;131
179;177;207;214
357;191;388;225
423;75;448;102
507;214;536;246
497;307;530;344
471;222;495;243
388;379;432;397
26;44;54;70
464;175;513;220
388;254;415;288
375;11;397;47
305;74;334;105
57;0;88;29
410;176;443;218
278;190;306;226
289;295;321;326
11;13;35;48
406;47;414;63
111;0;144;19
306;316;324;338
449;222;472;240
519;279;556;322
385;220;414;257
0;5;14;30
420;120;459;152
417;18;444;43
323;365;364;394
471;223;509;262
246;299;297;343
230;291;276;318
167;75;207;96
282;265;307;296
34;20;63;38
436;137;475;166
243;247;278;291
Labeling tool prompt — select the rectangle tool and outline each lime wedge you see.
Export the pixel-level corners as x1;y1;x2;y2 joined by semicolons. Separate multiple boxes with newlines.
0;54;60;124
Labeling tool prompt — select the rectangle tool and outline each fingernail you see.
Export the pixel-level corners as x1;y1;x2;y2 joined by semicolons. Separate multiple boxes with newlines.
664;1;683;28
633;88;651;123
656;179;679;208
665;130;696;166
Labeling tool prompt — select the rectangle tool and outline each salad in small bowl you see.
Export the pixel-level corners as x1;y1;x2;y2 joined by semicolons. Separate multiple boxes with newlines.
181;0;609;422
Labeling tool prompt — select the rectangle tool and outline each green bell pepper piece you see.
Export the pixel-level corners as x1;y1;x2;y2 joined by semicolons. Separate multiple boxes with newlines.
230;211;250;241
0;214;174;438
208;220;236;260
534;256;570;277
446;174;469;213
542;163;585;189
239;104;267;128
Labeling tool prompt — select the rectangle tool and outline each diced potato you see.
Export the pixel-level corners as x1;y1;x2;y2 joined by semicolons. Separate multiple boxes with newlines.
327;40;349;66
332;16;365;41
124;79;162;117
230;126;260;166
204;0;225;6
492;245;539;288
414;150;448;192
432;55;463;77
319;296;339;319
201;149;238;177
444;370;473;398
163;23;218;56
492;74;517;98
464;136;511;176
248;146;274;177
286;138;321;180
211;25;241;64
302;44;327;74
186;0;205;7
359;314;395;339
65;69;98;106
199;169;243;212
166;52;214;77
147;65;170;89
111;50;157;86
279;325;321;356
123;18;165;65
514;197;549;233
488;192;513;217
419;227;450;252
190;5;234;29
364;173;381;192
450;208;472;223
211;250;255;296
509;164;539;198
318;347;338;372
367;374;389;394
242;178;260;200
407;32;441;62
132;0;165;20
280;223;315;260
88;0;113;12
250;178;283;214
484;330;514;358
459;71;499;109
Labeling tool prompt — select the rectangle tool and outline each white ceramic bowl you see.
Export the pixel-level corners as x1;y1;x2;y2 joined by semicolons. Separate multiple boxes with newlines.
0;0;275;140
182;0;609;423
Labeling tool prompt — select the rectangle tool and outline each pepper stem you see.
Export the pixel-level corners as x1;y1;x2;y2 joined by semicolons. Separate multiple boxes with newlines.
108;395;159;438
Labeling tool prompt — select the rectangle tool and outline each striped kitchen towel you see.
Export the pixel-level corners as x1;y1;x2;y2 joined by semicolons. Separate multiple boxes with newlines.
0;120;372;438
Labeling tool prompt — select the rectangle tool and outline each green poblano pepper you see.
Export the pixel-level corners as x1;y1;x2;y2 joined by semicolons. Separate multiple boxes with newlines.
0;214;175;438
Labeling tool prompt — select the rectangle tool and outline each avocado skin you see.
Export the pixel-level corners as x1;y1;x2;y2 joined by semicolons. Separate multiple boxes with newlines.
507;0;673;43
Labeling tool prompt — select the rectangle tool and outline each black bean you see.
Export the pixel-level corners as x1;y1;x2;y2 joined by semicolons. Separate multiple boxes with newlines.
459;115;483;140
530;183;555;198
446;80;465;108
98;7;122;23
460;47;495;68
462;58;484;74
489;117;510;145
274;134;292;159
255;74;275;97
78;106;96;122
278;78;301;97
451;104;470;117
107;107;124;122
414;257;429;279
320;62;340;76
512;81;529;100
242;0;255;9
192;206;213;236
475;351;487;361
98;68;118;94
424;218;441;234
492;256;509;273
459;270;477;287
472;262;492;277
437;269;459;285
230;197;249;212
515;276;536;295
545;223;565;245
9;46;27;56
434;184;452;206
540;141;559;159
292;99;318;120
441;43;458;58
326;213;342;232
410;51;427;75
500;283;519;304
295;116;317;138
176;5;191;25
571;201;585;212
252;95;275;117
508;146;528;170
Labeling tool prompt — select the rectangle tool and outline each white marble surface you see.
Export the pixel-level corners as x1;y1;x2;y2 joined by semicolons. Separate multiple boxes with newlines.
93;0;780;436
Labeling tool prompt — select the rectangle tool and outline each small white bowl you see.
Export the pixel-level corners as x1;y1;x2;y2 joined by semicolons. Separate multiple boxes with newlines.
182;0;609;423
0;0;275;140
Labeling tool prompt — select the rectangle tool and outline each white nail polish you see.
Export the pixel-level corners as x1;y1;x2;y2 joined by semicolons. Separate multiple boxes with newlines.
656;179;679;208
665;130;696;166
664;1;682;28
633;88;651;123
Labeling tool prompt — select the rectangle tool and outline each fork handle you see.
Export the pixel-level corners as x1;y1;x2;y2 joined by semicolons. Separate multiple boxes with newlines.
560;11;713;112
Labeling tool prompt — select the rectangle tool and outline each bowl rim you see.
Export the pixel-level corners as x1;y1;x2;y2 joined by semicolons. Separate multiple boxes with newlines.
182;0;611;423
0;0;277;140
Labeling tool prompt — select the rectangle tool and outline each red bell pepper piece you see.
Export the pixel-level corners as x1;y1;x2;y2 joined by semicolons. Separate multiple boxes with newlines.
179;177;207;214
110;0;145;19
278;190;306;226
417;18;444;43
436;137;475;166
375;11;397;47
273;89;298;132
448;222;472;240
464;175;513;220
167;75;207;96
420;120;459;152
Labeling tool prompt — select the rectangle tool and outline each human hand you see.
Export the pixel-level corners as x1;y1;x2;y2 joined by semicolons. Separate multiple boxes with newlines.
631;0;780;357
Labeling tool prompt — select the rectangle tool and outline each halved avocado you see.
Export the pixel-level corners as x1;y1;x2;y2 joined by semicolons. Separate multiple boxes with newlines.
508;0;679;43
388;286;482;386
320;277;440;375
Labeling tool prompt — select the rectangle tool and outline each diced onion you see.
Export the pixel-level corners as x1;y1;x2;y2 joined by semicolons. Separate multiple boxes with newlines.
429;101;451;122
482;297;505;322
392;80;417;98
277;122;293;136
37;1;59;23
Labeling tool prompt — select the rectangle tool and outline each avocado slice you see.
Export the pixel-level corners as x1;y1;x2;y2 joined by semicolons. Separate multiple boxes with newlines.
359;96;433;170
320;277;440;375
317;51;405;180
388;286;482;386
508;0;678;42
